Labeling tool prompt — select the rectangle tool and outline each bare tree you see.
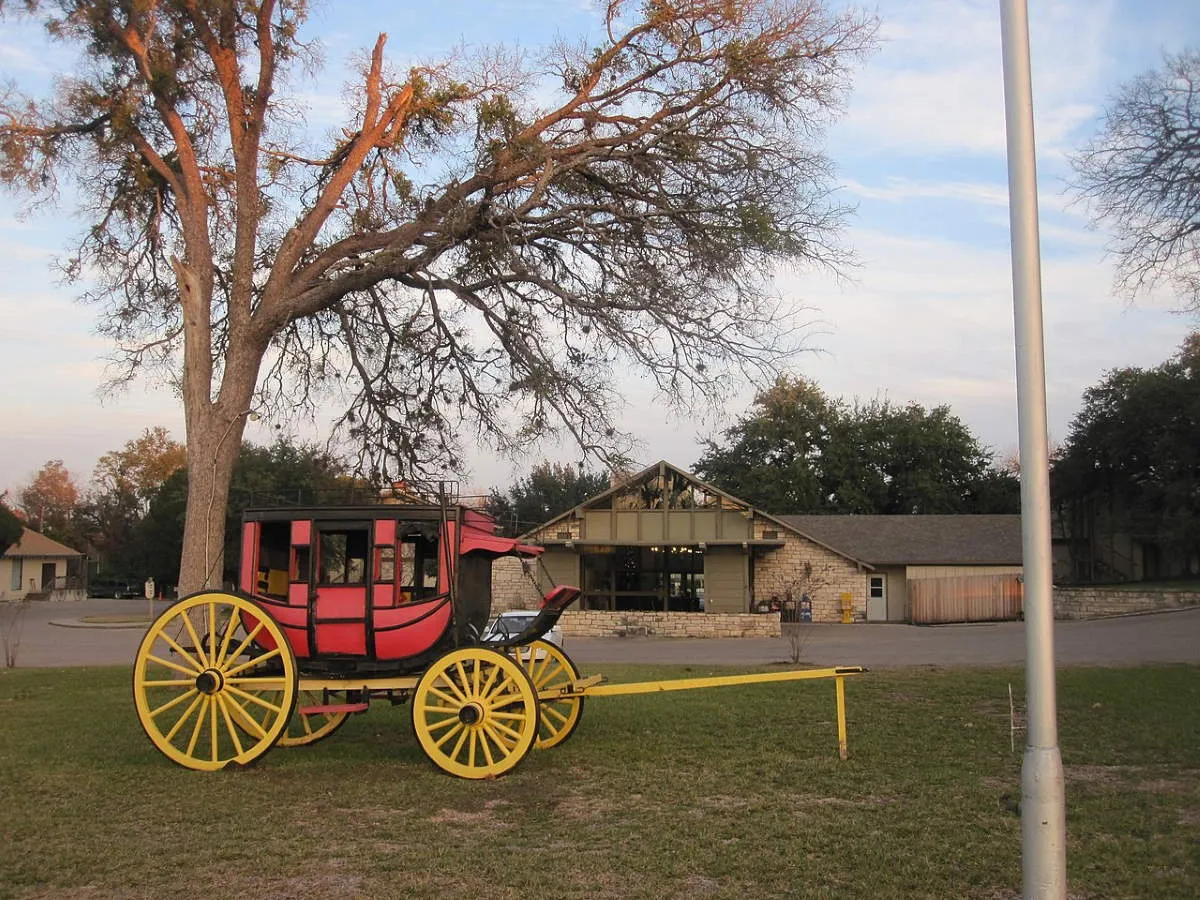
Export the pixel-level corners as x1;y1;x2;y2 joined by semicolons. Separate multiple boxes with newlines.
0;0;875;594
1;600;29;668
778;559;835;663
1071;48;1200;311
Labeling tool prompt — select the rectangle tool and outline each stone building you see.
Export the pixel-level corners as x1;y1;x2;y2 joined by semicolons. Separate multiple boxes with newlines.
492;461;1025;637
493;461;872;636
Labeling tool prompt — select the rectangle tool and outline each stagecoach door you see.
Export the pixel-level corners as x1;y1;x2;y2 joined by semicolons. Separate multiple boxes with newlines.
312;522;372;655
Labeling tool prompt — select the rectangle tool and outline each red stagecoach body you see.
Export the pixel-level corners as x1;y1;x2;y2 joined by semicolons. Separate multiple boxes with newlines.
236;504;571;674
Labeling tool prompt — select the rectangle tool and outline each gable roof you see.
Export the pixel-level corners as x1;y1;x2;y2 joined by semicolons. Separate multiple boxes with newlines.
778;515;1022;566
4;528;83;559
522;460;872;569
523;459;753;534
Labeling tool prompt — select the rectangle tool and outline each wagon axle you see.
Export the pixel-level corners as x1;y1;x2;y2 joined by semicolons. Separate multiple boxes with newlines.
194;669;224;695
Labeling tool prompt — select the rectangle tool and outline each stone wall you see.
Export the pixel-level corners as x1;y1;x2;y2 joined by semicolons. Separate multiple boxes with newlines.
492;557;542;612
752;528;866;623
559;608;781;638
1053;587;1200;620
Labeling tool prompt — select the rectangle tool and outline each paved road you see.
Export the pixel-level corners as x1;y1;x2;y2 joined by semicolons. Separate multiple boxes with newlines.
8;597;1199;669
569;610;1200;669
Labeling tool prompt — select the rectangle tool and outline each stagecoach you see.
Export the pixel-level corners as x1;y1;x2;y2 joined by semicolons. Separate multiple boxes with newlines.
133;501;865;779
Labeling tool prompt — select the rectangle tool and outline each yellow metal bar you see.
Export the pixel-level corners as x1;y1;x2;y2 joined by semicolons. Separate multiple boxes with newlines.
836;675;848;760
298;676;420;692
559;666;864;698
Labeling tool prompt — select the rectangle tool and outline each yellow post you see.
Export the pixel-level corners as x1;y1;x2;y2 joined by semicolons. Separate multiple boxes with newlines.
835;675;848;760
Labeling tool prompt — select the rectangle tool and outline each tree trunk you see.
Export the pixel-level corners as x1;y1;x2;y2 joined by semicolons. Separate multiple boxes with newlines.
177;410;249;595
175;346;264;597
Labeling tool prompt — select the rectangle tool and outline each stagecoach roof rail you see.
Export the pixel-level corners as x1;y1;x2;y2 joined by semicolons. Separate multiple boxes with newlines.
241;503;468;523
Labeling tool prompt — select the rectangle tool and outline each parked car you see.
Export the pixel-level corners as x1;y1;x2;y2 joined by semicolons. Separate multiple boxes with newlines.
481;610;564;648
89;577;142;599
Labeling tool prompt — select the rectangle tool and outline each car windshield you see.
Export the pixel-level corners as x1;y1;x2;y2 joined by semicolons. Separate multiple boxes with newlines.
490;614;535;636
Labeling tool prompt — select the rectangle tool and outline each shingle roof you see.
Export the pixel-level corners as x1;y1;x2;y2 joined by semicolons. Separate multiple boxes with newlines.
778;515;1022;566
4;528;83;559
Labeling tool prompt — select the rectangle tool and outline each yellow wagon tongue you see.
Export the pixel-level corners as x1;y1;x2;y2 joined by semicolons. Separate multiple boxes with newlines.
548;666;867;761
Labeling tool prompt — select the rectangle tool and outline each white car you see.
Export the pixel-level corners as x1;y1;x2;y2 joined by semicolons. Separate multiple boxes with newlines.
481;610;564;648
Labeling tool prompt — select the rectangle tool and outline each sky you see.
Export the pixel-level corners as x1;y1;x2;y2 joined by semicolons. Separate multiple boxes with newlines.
1;0;1197;501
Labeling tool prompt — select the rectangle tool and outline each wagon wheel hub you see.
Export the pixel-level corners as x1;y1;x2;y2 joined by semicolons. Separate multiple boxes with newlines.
458;702;484;726
195;668;225;695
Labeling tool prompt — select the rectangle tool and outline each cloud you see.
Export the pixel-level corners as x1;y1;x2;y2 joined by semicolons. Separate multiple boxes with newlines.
767;224;1186;453
843;177;1010;207
836;0;1116;158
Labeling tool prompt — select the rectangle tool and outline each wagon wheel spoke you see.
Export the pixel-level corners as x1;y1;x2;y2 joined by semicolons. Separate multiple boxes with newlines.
275;689;352;748
143;653;198;677
160;692;205;743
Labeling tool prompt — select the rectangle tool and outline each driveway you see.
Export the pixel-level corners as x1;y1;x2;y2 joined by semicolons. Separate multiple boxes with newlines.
6;597;1198;669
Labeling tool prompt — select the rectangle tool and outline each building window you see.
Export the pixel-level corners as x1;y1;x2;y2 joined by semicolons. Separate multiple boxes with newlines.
581;545;704;611
10;558;21;591
869;576;885;599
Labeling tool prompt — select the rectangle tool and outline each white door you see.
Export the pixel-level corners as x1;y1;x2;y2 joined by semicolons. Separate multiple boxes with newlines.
867;575;887;621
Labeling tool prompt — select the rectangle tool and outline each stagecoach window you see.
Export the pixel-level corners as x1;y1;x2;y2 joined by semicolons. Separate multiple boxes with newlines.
291;545;310;582
319;529;369;585
375;545;395;582
399;542;416;588
397;537;440;601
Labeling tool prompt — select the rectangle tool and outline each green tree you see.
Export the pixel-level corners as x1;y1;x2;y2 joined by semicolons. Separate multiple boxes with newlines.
0;1;875;594
1052;334;1200;578
693;377;838;512
138;438;353;590
77;427;188;573
1071;49;1200;311
695;376;1017;514
485;462;612;537
0;503;23;557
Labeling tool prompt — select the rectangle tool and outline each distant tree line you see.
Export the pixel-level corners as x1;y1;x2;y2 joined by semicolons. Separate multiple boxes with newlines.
11;431;354;593
1052;335;1200;580
14;337;1195;591
693;376;1020;515
484;463;612;537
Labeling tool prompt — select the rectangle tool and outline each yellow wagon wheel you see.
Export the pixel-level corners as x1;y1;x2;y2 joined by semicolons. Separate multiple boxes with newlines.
513;640;585;750
132;591;297;771
412;647;539;779
276;690;350;748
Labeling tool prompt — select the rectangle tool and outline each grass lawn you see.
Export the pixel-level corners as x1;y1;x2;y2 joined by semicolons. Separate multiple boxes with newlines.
0;662;1197;899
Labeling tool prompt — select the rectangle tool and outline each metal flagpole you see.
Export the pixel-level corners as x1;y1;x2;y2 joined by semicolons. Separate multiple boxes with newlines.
997;1;1068;896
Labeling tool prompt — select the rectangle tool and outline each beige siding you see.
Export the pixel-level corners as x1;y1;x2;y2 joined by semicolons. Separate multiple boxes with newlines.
1;556;69;601
704;548;748;613
539;549;580;592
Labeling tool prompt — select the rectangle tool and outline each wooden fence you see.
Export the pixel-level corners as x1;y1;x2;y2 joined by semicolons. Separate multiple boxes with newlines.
908;574;1023;624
